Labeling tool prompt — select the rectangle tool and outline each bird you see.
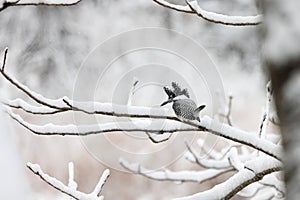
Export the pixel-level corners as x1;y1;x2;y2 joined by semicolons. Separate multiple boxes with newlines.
161;82;205;122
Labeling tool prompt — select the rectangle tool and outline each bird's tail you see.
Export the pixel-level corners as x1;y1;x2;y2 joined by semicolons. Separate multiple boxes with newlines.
194;105;206;122
194;105;206;114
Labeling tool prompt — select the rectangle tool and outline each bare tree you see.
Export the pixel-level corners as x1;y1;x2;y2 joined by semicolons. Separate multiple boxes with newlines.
261;0;300;199
2;0;298;199
1;45;284;199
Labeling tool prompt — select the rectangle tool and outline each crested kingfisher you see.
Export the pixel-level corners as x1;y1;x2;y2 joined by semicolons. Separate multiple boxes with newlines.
161;82;205;122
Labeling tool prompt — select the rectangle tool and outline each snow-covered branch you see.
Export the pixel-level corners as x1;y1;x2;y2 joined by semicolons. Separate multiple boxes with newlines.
145;132;173;143
1;98;63;115
260;174;285;196
7;109;198;136
173;156;282;200
258;81;272;139
27;162;109;200
119;158;232;184
0;0;81;12
153;0;262;26
122;134;284;199
1;48;283;161
185;141;255;170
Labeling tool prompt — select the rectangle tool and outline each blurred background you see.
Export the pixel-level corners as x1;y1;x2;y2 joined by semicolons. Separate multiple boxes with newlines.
0;0;272;199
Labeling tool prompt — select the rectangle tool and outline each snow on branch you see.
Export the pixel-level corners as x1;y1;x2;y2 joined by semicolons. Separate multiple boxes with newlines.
119;158;232;184
258;81;272;139
0;49;68;109
153;0;193;13
185;141;255;170
1;98;63;115
0;0;81;12
260;174;285;197
145;132;173;143
14;0;81;6
7;109;198;135
173;156;282;200
1;48;283;161
6;105;283;161
123;134;284;199
153;0;262;26
27;162;109;200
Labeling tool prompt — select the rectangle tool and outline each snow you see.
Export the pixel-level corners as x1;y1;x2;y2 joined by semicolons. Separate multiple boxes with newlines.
187;1;262;26
8;110;196;135
228;148;244;171
68;162;78;191
154;0;262;26
27;162;41;173
27;162;109;200
120;158;230;184
147;132;172;143
64;97;173;117
16;0;80;5
92;169;110;196
185;144;255;169
153;0;192;13
200;116;283;161
173;156;282;200
2;71;67;109
261;174;285;195
2;98;59;114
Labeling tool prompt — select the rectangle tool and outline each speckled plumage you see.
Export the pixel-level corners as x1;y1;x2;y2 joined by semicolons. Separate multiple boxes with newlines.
173;99;198;120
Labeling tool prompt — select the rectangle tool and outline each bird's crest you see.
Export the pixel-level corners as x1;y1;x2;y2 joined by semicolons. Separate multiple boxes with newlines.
167;82;190;98
163;86;176;99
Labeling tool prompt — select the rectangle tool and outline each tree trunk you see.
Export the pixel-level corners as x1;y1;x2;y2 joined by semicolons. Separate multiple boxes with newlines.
262;0;300;199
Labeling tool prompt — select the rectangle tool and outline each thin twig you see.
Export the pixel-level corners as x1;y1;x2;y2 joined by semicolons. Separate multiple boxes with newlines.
120;158;231;184
1;48;8;71
220;95;233;126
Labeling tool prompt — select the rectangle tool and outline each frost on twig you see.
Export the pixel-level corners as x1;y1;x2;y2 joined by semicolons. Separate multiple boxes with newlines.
153;0;262;26
119;158;231;184
145;132;172;143
27;162;109;200
185;139;255;170
173;156;282;200
258;81;272;139
121;142;283;199
0;0;81;12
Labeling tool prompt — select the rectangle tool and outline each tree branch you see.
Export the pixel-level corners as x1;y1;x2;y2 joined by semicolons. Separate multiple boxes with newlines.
220;95;233;126
173;156;282;200
7;109;198;136
27;162;109;200
0;48;283;161
119;158;232;184
0;0;81;12
258;81;272;139
152;0;262;26
185;141;255;169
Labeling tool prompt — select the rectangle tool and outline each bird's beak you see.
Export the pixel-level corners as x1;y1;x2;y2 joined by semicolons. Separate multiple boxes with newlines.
160;99;172;106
